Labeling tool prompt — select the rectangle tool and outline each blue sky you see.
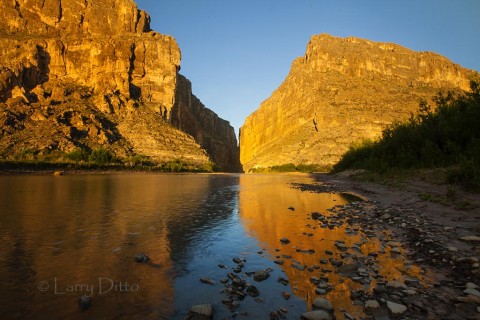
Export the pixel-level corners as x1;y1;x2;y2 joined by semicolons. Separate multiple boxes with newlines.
135;0;480;138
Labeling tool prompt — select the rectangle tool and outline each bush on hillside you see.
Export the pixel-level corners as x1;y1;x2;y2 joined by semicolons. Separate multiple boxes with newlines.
333;80;480;190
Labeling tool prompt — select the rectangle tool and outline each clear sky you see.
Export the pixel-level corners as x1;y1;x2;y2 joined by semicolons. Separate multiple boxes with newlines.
135;0;480;138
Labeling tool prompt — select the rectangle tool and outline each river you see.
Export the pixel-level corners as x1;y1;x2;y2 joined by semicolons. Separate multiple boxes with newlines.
0;173;425;319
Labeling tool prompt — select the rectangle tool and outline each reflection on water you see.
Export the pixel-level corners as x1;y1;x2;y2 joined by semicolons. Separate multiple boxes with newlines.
238;174;425;318
0;173;426;319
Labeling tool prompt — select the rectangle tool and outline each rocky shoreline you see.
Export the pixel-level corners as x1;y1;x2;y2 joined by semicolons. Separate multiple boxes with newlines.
186;172;480;320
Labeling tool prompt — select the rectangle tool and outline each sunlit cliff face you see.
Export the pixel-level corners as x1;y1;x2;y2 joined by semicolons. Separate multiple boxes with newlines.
238;174;426;317
239;34;475;172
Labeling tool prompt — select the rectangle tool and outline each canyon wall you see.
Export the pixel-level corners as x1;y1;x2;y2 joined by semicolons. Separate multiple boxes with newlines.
240;34;476;172
171;75;241;172
0;0;240;170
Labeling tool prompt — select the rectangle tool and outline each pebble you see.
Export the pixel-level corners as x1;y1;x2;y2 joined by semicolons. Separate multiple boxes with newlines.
280;238;291;244
134;253;150;263
386;300;407;315
277;276;289;286
281;291;291;300
466;282;479;289
292;263;306;271
300;310;331;320
200;277;214;285
460;236;480;242
312;298;334;312
79;295;92;311
253;270;270;282
464;288;480;297
187;304;213;319
364;299;380;311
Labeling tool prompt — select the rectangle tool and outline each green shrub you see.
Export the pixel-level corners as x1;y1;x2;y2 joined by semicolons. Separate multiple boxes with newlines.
66;148;89;162
163;159;185;172
89;148;114;165
333;80;480;190
128;154;151;166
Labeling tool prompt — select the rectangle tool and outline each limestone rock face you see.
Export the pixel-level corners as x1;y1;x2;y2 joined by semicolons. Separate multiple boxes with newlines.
171;75;241;172
0;0;239;169
240;34;476;172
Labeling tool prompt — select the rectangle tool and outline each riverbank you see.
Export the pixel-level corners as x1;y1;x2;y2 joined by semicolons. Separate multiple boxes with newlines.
0;160;221;175
298;170;480;319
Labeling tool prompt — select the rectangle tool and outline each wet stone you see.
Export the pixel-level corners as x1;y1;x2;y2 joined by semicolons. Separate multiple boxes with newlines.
292;263;306;271
253;270;270;282
281;291;291;300
246;285;260;297
200;277;214;285
301;310;332;320
186;304;213;320
134;253;150;263
277;276;289;286
280;238;291;245
79;295;92;311
312;297;334;312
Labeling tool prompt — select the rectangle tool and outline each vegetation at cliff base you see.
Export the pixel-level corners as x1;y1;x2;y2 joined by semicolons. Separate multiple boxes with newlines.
333;81;480;190
250;163;331;173
0;147;218;173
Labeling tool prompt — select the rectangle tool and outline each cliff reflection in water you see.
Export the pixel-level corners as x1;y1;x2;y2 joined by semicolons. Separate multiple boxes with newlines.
238;174;424;317
0;174;238;319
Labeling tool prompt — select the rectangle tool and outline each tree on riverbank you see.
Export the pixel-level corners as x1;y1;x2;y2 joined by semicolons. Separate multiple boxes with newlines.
333;80;480;190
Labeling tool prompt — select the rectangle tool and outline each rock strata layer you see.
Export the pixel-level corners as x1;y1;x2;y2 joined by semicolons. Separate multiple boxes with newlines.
0;0;239;170
240;34;476;172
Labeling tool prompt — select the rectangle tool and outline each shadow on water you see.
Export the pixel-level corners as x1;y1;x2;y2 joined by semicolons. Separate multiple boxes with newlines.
0;174;239;319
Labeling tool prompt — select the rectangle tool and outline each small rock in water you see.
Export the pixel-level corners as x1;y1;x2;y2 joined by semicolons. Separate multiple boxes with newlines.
200;277;214;285
300;310;331;320
277;276;289;286
246;285;260;297
134;253;150;263
79;295;92;311
274;260;284;265
281;291;291;300
253;270;270;282
280;238;291;245
292;263;306;271
288;207;295;211
270;311;279;319
233;257;243;264
186;304;213;320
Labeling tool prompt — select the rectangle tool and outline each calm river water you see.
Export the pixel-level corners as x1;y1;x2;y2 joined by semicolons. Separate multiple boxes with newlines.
0;174;422;319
